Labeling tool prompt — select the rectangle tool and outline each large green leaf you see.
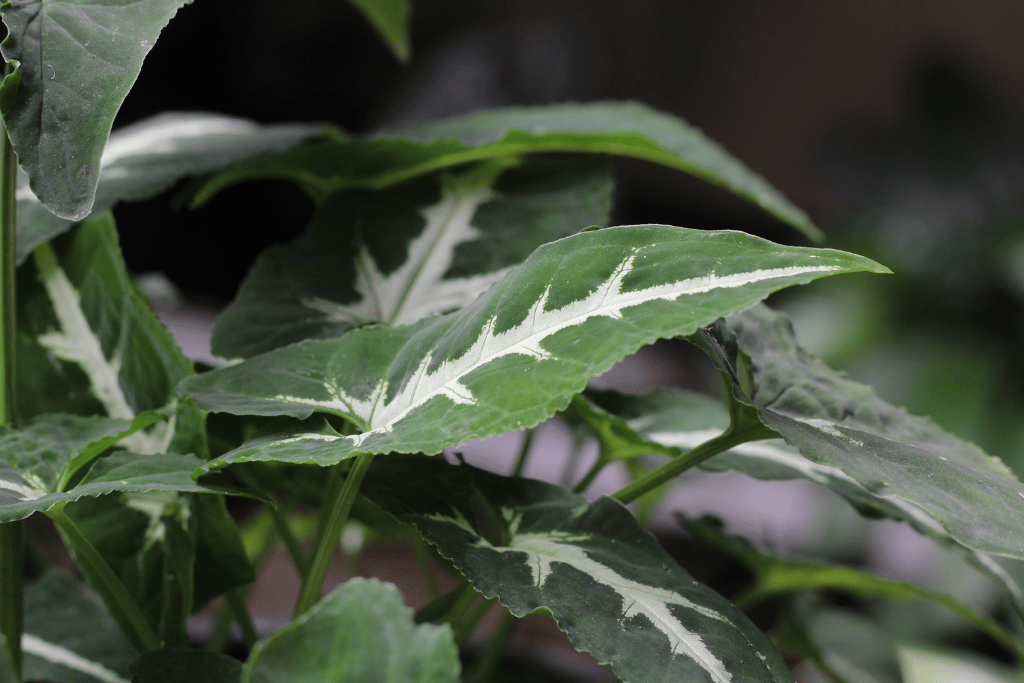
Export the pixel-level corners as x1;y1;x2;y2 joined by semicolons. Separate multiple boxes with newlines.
347;0;411;62
212;156;612;358
243;577;459;683
182;226;884;471
0;413;235;523
360;454;793;683
691;304;1024;562
14;113;328;263
0;0;192;220
193;102;822;241
22;569;135;683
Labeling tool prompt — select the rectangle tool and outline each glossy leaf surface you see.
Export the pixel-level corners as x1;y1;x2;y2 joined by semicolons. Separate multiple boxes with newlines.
212;156;612;358
14;112;326;264
243;577;459;683
22;569;134;683
194;102;822;241
183;226;884;471
361;455;794;683
0;0;191;220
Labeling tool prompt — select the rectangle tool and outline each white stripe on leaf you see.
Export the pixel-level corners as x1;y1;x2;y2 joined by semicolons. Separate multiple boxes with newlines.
277;257;840;447
488;532;733;682
22;634;129;683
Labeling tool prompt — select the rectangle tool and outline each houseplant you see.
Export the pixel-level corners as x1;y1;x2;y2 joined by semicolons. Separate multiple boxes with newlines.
1;1;1024;681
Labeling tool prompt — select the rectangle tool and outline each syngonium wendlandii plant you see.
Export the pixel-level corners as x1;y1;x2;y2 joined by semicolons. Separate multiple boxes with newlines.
1;2;1024;683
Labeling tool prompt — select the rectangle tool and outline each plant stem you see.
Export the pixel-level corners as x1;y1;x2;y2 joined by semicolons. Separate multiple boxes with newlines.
510;428;535;477
225;588;258;649
294;453;376;617
413;537;440;598
471;607;518;682
47;504;161;652
572;447;608;494
268;503;309;578
0;59;22;680
415;581;474;624
612;427;764;505
453;595;494;646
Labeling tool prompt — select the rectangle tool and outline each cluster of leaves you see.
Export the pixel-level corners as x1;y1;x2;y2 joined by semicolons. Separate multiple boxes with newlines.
2;2;1024;682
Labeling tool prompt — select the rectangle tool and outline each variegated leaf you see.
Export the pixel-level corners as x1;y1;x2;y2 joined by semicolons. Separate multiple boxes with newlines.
181;226;886;471
212;156;612;358
692;304;1024;562
591;387;1024;612
360;454;793;683
23;570;135;683
193;102;822;241
14;113;327;264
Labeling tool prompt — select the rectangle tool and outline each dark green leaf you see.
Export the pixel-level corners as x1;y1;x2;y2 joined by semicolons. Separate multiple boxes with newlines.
243;577;460;683
183;226;884;471
694;304;1024;562
13;113;328;263
131;650;241;683
22;569;135;683
346;0;411;62
193;102;822;241
360;455;793;683
191;494;254;611
212;156;612;358
0;0;191;219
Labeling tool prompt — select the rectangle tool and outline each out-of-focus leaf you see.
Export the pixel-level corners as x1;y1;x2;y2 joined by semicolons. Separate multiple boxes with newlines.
243;577;459;683
212;156;612;358
0;0;191;220
14;113;328;263
346;0;411;62
130;649;242;683
22;569;135;683
360;455;794;683
181;226;883;471
194;102;822;241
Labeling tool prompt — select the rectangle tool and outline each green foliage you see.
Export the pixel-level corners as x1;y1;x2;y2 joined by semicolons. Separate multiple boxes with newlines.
0;2;1021;682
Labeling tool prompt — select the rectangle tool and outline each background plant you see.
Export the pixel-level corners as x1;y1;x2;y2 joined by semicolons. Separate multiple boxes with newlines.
0;2;1023;683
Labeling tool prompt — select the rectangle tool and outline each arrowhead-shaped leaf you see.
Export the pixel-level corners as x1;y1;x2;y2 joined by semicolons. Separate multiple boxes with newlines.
22;569;135;683
13;113;327;264
360;455;794;683
182;226;885;471
243;577;460;683
193;102;822;241
690;304;1024;563
212;156;612;358
0;0;193;220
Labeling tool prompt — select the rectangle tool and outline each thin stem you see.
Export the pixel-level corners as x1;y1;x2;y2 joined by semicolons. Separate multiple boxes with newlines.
453;596;494;646
204;604;232;654
0;59;22;680
572;447;608;494
472;607;518;682
413;537;440;598
415;581;474;624
268;503;309;578
613;427;765;505
225;588;258;649
0;523;23;681
47;504;161;652
510;428;535;478
295;453;376;617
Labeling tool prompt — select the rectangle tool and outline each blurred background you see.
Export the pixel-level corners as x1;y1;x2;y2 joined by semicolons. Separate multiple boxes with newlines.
109;2;1024;679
